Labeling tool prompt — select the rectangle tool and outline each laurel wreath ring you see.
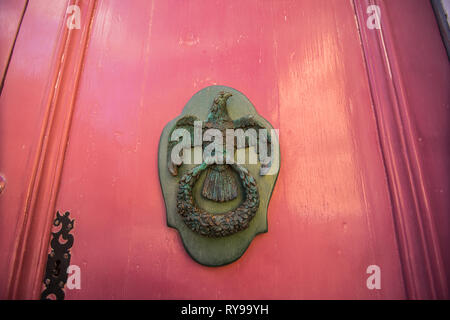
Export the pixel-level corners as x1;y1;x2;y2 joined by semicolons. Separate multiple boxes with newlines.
176;162;260;237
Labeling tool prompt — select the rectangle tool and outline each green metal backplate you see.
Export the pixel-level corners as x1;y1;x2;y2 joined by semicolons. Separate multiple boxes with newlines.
158;85;280;266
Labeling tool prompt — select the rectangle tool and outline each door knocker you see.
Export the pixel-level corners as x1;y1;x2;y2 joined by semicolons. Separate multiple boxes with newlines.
158;86;279;266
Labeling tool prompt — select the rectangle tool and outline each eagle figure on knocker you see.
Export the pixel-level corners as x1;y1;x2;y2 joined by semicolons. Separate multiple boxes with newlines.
167;91;272;237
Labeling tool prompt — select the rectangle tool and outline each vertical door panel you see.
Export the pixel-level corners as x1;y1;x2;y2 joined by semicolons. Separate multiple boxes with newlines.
0;0;27;87
53;0;405;299
0;0;69;297
383;0;450;292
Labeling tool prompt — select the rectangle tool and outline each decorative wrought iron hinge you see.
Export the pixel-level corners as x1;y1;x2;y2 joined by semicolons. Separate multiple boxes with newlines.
40;211;74;300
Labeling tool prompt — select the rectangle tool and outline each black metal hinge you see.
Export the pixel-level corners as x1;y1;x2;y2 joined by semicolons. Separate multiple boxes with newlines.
40;211;74;300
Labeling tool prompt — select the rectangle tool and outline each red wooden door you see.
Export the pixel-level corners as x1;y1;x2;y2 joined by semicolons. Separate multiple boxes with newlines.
0;0;448;299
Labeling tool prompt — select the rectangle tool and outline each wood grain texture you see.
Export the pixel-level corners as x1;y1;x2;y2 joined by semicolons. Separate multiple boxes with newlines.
0;0;97;299
382;0;449;298
0;0;27;92
355;0;449;299
0;0;68;298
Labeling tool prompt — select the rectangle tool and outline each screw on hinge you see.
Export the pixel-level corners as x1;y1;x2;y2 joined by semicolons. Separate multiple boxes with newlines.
52;260;61;278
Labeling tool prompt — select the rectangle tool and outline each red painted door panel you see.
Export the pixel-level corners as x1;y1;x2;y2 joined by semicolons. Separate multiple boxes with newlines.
0;0;27;86
0;0;72;296
0;0;448;299
57;0;403;299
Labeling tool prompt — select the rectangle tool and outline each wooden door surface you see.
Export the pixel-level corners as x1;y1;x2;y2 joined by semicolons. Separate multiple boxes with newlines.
0;0;448;299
